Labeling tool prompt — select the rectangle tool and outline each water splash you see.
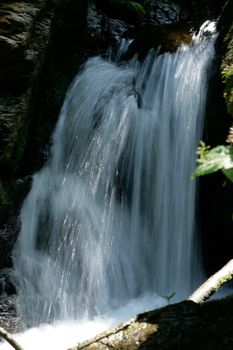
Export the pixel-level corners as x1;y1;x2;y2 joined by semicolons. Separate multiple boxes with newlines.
0;294;167;350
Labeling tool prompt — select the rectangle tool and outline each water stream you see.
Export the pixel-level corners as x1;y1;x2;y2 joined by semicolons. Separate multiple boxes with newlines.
1;21;217;350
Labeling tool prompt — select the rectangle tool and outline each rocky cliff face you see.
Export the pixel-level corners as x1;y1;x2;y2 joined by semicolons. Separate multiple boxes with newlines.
0;1;57;284
0;0;89;293
0;1;55;173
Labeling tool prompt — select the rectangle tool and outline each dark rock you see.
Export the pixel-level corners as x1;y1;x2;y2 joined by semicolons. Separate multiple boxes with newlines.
95;0;146;25
0;217;20;269
179;0;226;21
0;268;16;296
126;22;192;59
144;0;187;26
0;1;49;91
0;2;54;174
199;0;233;276
87;2;109;53
0;0;88;228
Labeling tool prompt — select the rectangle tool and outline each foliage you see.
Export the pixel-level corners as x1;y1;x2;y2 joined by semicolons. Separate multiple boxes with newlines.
221;19;233;118
127;1;145;15
222;66;233;117
222;66;233;80
192;141;233;182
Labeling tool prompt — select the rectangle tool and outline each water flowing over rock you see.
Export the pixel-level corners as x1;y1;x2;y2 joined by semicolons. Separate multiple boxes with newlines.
0;1;232;348
11;21;217;328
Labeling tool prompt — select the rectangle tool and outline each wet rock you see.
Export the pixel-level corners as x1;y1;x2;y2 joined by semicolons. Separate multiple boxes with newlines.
106;18;131;42
0;2;54;174
125;22;192;59
87;2;106;52
0;269;16;296
0;1;48;90
145;0;187;26
0;217;20;269
0;295;19;334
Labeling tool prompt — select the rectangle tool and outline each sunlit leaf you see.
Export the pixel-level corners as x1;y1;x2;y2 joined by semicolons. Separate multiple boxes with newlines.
192;145;233;182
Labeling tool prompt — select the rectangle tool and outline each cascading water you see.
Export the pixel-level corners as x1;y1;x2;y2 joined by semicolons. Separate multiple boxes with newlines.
1;21;217;350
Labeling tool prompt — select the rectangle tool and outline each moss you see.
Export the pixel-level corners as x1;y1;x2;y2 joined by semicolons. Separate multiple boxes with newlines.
126;1;146;16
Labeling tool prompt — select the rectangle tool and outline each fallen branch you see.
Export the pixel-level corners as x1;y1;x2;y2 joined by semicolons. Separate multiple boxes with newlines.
188;259;233;303
69;297;233;350
0;326;25;350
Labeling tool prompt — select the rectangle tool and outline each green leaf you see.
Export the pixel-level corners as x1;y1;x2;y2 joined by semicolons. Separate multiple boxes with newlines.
192;145;233;182
127;1;146;16
162;291;176;302
222;168;233;182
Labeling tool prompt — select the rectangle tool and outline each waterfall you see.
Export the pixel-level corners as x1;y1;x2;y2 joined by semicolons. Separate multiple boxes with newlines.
12;21;216;328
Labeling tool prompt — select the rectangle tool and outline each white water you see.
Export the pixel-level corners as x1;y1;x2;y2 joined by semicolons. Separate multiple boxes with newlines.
1;21;217;350
0;294;166;350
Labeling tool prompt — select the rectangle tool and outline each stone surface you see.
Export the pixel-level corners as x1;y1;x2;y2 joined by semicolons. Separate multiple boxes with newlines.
0;1;53;173
0;1;48;90
144;0;187;25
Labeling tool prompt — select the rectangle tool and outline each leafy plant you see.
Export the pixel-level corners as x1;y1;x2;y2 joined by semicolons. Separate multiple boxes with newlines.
192;142;233;183
162;292;176;304
125;1;146;17
222;66;233;80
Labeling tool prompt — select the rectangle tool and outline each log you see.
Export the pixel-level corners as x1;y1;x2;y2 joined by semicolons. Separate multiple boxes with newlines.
69;260;233;350
69;297;233;350
0;326;25;350
188;259;233;303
